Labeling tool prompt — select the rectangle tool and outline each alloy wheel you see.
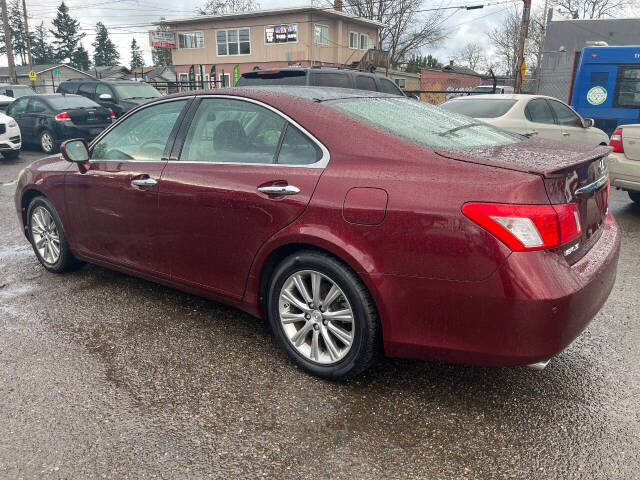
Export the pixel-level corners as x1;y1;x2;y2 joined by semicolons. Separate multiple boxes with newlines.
31;206;61;265
278;270;355;364
41;132;53;153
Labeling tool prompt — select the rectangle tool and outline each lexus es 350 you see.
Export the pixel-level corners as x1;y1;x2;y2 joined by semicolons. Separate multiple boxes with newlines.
15;88;620;380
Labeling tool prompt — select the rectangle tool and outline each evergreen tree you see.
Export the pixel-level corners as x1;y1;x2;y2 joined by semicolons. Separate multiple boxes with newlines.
151;20;172;66
130;38;144;69
9;0;31;65
72;44;91;70
50;1;85;63
92;22;120;66
32;22;56;65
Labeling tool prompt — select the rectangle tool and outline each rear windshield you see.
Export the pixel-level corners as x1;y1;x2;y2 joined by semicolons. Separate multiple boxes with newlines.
237;71;307;86
440;98;517;118
113;83;161;99
6;85;36;98
47;95;100;109
329;97;521;149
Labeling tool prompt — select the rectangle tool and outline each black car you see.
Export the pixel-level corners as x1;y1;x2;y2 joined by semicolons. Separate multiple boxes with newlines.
235;67;405;95
6;94;113;154
57;78;161;117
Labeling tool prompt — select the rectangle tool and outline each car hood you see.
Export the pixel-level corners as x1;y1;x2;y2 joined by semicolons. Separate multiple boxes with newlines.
435;137;612;176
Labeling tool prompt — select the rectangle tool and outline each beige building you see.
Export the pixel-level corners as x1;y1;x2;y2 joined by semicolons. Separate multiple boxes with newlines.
155;5;384;87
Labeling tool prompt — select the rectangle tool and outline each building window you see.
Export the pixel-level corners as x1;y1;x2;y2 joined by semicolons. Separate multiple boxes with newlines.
219;73;231;88
394;78;406;89
314;24;329;45
178;31;204;49
179;73;189;91
349;31;358;49
216;28;251;56
265;24;298;43
360;34;369;50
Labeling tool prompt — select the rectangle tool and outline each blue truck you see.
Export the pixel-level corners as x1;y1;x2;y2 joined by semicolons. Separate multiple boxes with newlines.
570;45;640;136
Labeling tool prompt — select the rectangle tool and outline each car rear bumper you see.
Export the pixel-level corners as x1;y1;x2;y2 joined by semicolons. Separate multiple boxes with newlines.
381;212;621;366
608;152;640;192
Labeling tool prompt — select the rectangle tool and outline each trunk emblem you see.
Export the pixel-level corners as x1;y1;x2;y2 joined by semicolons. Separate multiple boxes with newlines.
564;243;580;256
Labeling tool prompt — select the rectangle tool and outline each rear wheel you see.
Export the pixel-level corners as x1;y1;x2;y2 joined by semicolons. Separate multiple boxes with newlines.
629;191;640;204
27;196;81;273
2;150;19;160
267;250;381;380
40;130;58;154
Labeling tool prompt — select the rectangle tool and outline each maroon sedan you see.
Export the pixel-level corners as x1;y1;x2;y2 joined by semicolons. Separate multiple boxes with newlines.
14;88;620;380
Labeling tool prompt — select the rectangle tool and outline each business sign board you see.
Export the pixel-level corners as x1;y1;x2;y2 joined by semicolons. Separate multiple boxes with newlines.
150;30;176;48
265;24;298;44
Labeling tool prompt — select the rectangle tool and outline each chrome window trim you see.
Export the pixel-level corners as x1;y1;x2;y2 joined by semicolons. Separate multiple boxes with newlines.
172;94;330;169
575;173;609;196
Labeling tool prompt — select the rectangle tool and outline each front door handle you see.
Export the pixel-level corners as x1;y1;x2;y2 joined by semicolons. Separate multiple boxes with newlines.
258;185;300;196
131;177;157;187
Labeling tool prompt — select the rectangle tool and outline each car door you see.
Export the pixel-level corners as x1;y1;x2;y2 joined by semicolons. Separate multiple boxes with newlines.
159;96;327;299
25;98;50;139
6;97;29;136
64;98;191;275
547;99;591;144
523;98;562;141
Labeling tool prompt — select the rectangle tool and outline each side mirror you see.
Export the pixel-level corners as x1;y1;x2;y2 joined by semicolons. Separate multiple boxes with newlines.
99;93;113;101
582;118;595;128
61;139;90;163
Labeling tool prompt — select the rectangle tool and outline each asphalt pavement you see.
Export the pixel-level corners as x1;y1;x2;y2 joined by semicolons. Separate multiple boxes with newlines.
1;149;639;479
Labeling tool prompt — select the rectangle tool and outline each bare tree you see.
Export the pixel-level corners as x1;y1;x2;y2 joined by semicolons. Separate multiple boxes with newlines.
198;0;259;15
487;6;521;76
550;0;633;19
456;43;485;72
334;0;447;67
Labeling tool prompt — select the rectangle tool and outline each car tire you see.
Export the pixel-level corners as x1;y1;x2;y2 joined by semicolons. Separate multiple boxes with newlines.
629;191;640;204
2;150;20;160
39;130;58;154
27;196;82;273
267;250;381;380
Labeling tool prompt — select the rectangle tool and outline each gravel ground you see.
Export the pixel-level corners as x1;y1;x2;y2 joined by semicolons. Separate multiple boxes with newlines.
1;149;639;479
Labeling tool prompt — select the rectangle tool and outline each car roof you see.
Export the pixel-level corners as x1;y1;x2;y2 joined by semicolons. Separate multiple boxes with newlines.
447;94;558;101
243;67;389;78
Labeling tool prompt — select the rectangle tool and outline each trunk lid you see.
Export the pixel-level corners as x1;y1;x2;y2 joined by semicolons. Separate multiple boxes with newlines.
621;124;640;161
436;138;611;263
66;107;111;127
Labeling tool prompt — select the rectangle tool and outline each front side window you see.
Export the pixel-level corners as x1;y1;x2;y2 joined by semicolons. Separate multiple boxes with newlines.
78;82;96;97
440;99;518;119
524;98;555;125
92;100;187;161
330;97;521;150
355;75;376;92
178;31;204;49
180;98;286;164
615;66;640;108
548;100;582;127
314;24;329;45
313;73;349;88
8;97;29;114
360;34;369;50
378;78;403;95
216;28;250;55
349;32;358;49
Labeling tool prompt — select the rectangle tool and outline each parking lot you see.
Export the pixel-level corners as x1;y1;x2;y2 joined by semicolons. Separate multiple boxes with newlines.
1;149;639;479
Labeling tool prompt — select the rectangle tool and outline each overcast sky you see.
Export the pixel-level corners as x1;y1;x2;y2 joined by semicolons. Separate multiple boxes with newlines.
17;0;515;68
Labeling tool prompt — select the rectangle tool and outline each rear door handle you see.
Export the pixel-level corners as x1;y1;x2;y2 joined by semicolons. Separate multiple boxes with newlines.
131;178;157;187
258;185;300;196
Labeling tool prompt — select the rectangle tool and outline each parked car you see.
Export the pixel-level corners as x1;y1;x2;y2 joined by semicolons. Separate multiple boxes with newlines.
6;94;113;154
14;87;619;380
0;84;37;111
236;67;405;95
440;94;610;146
471;85;515;94
0;110;21;159
57;78;162;117
609;124;640;204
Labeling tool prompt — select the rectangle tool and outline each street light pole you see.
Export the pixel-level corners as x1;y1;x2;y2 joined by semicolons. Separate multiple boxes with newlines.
1;0;17;84
514;0;531;93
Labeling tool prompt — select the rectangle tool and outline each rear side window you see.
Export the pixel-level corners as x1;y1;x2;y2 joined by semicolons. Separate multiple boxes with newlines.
440;99;517;118
377;78;402;95
355;75;376;92
78;82;96;97
312;73;350;88
59;82;79;94
524;99;555;124
277;126;321;165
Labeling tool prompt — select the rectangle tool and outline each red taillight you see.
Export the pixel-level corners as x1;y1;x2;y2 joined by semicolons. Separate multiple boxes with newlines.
110;109;116;118
610;128;623;153
462;202;582;252
55;111;70;121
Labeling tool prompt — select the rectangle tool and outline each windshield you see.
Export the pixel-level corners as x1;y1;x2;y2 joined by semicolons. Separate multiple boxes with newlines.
329;97;521;149
48;95;100;109
440;98;517;118
9;85;36;98
113;83;161;99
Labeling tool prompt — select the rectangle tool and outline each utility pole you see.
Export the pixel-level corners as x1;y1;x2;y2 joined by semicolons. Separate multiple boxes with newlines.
514;0;532;93
22;0;33;80
1;0;17;84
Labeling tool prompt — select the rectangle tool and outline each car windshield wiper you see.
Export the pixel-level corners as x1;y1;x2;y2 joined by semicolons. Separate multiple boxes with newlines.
438;122;483;137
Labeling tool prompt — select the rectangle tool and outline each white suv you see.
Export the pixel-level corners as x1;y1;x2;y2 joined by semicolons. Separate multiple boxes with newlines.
0;111;21;160
609;125;640;204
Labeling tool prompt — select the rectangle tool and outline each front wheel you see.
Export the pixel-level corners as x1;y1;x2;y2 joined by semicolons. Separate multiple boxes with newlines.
267;250;381;380
40;130;58;154
629;191;640;204
27;196;81;273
